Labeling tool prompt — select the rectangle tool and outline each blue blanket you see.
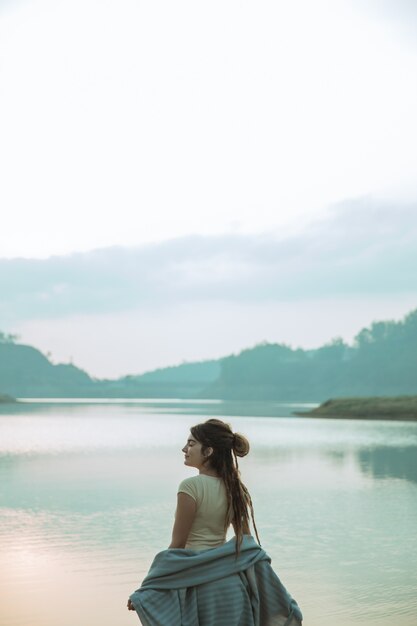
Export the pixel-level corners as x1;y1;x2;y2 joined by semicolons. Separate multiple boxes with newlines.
129;536;303;626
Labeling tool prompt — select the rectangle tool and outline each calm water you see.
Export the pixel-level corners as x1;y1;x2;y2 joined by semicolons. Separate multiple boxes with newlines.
0;399;416;626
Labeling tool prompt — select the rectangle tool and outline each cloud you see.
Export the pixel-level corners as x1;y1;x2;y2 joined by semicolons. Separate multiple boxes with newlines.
1;197;416;327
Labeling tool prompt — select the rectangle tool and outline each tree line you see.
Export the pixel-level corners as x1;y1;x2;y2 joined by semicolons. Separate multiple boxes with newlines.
204;309;417;400
1;308;416;400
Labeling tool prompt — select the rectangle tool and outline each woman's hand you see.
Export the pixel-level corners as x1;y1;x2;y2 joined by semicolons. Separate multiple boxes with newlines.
127;598;135;611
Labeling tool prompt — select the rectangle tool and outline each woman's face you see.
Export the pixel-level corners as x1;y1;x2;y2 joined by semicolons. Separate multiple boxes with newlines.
182;434;207;470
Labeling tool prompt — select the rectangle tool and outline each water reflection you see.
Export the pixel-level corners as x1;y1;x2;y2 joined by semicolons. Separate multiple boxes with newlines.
2;398;317;418
357;445;417;483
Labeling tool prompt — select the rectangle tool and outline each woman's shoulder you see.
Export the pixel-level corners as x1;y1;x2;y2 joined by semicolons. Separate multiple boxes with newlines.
178;474;199;486
179;474;221;486
177;475;203;501
178;473;221;495
178;473;203;487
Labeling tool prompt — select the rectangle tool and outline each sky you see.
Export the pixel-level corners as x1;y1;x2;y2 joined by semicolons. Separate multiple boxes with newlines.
1;0;417;377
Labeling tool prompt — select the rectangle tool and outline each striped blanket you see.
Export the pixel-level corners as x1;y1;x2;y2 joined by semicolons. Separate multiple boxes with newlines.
129;536;303;626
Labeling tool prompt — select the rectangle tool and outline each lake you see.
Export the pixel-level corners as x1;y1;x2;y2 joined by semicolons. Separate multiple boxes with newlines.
0;399;416;626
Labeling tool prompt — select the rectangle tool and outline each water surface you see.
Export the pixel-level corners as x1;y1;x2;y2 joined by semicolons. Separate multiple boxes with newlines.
0;399;416;626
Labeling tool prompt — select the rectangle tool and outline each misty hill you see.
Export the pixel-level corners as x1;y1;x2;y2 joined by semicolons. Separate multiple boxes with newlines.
1;307;417;400
100;361;220;398
0;340;95;397
202;308;417;400
0;334;219;398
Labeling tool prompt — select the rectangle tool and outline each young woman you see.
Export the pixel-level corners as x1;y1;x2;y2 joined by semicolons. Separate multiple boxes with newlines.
128;418;302;626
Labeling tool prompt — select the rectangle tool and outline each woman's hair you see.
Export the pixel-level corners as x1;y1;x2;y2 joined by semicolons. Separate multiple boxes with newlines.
190;418;260;554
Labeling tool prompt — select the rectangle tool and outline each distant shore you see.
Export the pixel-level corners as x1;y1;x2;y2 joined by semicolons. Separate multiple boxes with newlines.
0;393;17;404
294;396;417;421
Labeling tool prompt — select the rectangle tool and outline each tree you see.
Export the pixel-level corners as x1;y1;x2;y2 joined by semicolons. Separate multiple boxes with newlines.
0;331;19;344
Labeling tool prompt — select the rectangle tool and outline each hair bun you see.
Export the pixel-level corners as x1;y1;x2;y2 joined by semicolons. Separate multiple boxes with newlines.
233;432;250;457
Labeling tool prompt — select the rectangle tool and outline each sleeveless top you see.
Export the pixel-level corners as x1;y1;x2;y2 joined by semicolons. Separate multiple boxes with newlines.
177;474;230;551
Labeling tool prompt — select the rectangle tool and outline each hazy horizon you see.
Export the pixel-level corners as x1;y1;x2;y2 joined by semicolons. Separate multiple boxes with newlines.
4;298;417;382
2;197;417;378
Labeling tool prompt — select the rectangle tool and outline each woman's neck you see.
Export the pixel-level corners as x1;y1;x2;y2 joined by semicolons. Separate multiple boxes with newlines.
199;468;219;477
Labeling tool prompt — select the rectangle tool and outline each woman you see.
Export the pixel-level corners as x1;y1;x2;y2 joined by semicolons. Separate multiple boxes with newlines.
128;418;302;626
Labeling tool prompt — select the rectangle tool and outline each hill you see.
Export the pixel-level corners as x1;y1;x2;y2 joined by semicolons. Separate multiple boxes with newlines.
97;360;220;398
1;306;417;400
0;341;95;397
0;337;219;398
201;308;417;400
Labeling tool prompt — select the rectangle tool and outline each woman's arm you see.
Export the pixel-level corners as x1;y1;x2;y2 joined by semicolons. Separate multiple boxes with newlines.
127;491;197;611
168;492;197;549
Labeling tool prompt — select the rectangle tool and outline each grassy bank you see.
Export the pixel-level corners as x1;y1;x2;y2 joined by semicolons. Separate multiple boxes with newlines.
294;396;417;421
0;393;17;404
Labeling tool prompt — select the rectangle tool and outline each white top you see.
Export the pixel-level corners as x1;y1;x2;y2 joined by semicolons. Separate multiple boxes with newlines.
177;474;230;551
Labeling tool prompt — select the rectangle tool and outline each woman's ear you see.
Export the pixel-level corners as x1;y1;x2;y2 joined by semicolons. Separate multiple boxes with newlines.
205;447;213;458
